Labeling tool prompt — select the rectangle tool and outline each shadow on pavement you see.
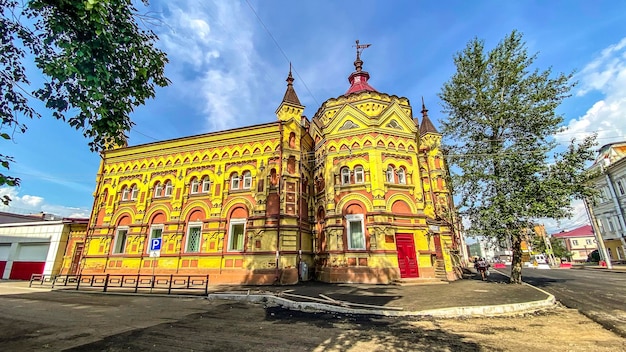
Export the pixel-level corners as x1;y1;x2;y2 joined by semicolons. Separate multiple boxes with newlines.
66;302;483;352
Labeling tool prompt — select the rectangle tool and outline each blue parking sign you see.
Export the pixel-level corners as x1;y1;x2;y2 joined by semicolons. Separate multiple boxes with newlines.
150;238;162;251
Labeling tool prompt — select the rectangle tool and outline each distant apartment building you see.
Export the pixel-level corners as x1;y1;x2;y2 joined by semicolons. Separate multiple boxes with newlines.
587;142;626;261
552;225;597;262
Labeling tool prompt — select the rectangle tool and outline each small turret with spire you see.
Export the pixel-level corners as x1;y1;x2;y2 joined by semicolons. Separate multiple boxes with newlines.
276;64;304;122
419;97;439;135
281;63;301;106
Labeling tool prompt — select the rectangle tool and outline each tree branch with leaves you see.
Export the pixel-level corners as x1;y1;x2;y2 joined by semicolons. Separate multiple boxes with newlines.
0;0;169;204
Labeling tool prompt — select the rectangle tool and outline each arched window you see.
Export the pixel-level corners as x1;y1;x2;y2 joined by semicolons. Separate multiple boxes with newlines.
289;132;296;148
270;168;278;186
242;171;252;189
397;168;406;184
164;180;173;196
154;182;163;197
201;176;211;193
130;184;138;200
354;166;364;184
231;173;240;190
190;177;200;194
121;186;130;201
386;165;395;183
341;167;350;185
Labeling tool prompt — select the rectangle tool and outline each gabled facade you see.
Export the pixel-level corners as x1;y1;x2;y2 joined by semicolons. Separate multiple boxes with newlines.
73;50;461;284
587;142;626;261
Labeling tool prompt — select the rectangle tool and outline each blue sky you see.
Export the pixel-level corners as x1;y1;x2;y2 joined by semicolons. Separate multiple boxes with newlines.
2;0;626;234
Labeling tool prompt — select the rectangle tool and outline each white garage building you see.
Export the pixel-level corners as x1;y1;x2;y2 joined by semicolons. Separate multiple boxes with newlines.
0;213;87;280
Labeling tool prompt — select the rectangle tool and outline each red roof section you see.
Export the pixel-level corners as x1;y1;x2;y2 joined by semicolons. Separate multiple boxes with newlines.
346;71;377;95
552;225;593;238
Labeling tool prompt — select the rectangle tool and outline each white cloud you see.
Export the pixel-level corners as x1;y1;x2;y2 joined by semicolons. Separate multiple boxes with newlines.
0;187;91;219
559;37;626;145
546;38;626;235
156;0;261;131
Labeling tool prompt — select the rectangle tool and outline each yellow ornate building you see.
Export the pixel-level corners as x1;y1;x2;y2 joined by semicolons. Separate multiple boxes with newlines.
73;48;461;284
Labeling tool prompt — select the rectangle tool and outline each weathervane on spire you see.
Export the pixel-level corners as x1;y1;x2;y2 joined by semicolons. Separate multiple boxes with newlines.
354;39;371;61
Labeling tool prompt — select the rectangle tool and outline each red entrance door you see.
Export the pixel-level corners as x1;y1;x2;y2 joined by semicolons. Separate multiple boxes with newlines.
396;234;419;278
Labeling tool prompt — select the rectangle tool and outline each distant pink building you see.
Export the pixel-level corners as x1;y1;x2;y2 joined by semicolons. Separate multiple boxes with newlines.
552;225;597;262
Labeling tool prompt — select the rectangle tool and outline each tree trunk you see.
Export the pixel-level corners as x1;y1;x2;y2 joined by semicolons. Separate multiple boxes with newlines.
510;234;523;284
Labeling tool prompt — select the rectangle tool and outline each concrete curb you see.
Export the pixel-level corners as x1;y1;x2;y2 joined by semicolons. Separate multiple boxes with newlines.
207;292;556;318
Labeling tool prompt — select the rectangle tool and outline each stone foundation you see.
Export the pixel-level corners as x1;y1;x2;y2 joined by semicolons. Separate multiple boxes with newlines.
315;266;400;284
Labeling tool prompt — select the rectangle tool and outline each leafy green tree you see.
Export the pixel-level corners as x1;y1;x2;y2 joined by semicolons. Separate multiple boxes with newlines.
0;0;169;204
439;30;596;283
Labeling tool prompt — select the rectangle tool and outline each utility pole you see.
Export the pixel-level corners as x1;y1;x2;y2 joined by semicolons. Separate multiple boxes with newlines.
584;198;613;269
543;235;558;266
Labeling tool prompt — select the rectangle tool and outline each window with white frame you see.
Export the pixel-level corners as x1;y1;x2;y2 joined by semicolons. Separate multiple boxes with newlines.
190;178;200;194
585;239;593;245
231;173;240;190
130;185;138;200
397;168;406;184
113;227;128;254
572;239;579;246
121;187;130;201
154;182;163;197
608;218;615;232
341;167;350;185
202;176;211;193
164;181;173;196
148;224;163;253
228;219;246;251
354;166;364;183
242;171;252;189
346;214;366;250
386;165;395;183
617;179;625;196
186;223;202;253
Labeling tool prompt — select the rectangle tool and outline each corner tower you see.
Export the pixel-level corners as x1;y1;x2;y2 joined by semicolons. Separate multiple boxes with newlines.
308;40;463;284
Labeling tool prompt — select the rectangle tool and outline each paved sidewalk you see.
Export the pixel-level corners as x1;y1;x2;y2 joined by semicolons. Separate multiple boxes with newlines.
207;269;553;317
1;268;554;317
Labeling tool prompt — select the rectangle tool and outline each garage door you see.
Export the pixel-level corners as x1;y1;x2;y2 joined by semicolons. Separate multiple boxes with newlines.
0;244;10;277
10;243;49;280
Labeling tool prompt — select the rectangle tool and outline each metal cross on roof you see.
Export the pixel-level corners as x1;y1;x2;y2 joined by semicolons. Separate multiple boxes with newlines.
354;39;371;61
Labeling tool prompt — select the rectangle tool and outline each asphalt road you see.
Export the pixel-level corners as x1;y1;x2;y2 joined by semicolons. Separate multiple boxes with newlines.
520;268;626;338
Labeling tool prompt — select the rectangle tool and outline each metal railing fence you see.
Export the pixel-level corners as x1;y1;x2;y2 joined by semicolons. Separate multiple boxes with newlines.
29;274;210;295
